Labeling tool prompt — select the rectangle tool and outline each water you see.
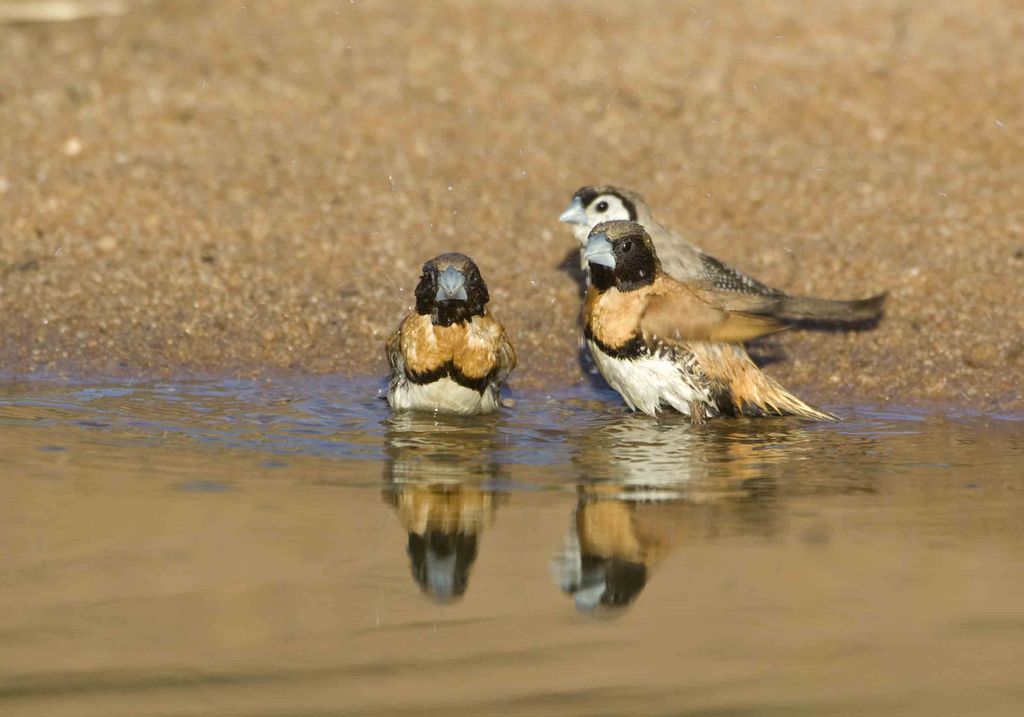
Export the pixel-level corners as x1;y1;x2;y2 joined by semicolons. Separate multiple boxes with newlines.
2;376;1023;716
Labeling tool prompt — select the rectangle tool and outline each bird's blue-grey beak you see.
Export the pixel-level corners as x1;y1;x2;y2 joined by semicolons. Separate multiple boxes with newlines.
425;550;458;601
573;564;608;614
583;231;616;269
559;196;588;225
436;265;468;302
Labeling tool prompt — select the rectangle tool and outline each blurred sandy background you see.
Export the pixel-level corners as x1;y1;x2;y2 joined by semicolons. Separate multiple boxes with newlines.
0;0;1022;410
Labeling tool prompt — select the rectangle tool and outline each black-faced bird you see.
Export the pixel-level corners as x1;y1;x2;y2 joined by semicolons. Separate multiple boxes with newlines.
386;253;516;415
385;481;499;603
581;220;835;423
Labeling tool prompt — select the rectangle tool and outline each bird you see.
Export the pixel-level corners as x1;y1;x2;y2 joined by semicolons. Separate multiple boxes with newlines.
383;469;501;603
560;185;886;323
386;253;516;415
382;412;508;603
551;484;668;616
580;220;836;423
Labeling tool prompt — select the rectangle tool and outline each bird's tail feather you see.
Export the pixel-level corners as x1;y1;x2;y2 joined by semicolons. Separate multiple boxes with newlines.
778;292;887;323
739;373;837;421
701;345;837;421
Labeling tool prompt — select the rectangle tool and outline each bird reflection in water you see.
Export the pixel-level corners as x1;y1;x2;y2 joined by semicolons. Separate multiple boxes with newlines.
382;413;507;603
553;414;819;616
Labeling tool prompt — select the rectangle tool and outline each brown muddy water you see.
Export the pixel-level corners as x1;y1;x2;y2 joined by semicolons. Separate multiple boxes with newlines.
2;376;1023;716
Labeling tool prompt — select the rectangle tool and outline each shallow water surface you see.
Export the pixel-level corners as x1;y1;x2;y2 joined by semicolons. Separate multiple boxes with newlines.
2;377;1023;716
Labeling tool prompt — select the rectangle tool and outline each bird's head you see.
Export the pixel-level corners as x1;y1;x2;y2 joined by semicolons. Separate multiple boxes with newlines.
583;220;661;293
559;185;646;244
414;253;490;326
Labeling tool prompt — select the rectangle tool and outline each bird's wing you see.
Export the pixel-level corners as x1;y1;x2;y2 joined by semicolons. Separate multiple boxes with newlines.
491;324;517;387
687;282;786;316
695;253;785;298
385;320;405;374
648;224;782;300
698;253;887;322
640;278;787;345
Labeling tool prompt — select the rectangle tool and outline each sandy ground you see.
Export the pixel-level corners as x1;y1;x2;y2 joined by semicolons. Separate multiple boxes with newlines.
1;0;1022;411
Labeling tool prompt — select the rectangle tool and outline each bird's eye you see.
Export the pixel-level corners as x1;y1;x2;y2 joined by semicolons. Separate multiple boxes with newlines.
621;240;633;253
595;200;609;213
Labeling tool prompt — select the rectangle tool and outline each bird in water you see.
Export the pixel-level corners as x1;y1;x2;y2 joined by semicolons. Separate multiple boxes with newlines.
560;185;886;323
581;220;836;423
386;253;516;415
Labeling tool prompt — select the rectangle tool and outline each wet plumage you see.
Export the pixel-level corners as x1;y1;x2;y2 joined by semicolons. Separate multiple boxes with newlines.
386;253;516;415
581;220;835;423
561;185;886;323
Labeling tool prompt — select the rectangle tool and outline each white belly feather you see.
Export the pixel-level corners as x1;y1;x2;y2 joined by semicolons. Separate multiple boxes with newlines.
587;339;709;417
388;376;498;416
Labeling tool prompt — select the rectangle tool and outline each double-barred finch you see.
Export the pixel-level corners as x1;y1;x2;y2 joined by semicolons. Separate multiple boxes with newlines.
386;253;516;415
560;185;886;323
581;220;836;423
